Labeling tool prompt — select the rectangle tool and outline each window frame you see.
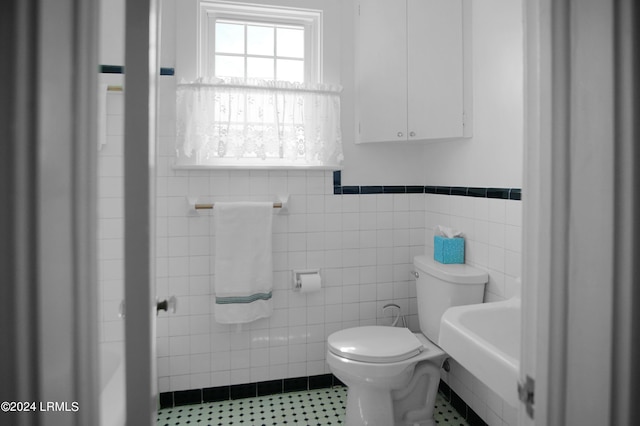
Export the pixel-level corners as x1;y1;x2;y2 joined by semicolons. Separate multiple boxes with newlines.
198;1;322;84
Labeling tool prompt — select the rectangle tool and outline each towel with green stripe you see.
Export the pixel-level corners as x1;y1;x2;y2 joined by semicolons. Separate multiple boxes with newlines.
213;202;273;324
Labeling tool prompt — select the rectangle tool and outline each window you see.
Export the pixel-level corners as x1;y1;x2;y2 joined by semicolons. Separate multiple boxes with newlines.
174;1;343;169
211;21;306;83
199;1;321;84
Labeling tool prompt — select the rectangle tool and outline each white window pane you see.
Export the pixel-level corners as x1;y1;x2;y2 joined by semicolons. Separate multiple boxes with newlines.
247;57;274;80
215;55;244;78
215;23;244;54
247;25;274;56
276;28;304;58
276;59;304;83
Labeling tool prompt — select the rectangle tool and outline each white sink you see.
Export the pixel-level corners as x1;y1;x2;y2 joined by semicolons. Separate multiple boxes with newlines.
439;297;521;407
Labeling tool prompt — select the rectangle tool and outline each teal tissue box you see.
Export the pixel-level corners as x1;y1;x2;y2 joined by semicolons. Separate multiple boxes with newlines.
434;235;465;264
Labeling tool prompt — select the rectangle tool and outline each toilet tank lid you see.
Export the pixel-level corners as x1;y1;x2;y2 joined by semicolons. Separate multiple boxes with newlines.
413;255;488;284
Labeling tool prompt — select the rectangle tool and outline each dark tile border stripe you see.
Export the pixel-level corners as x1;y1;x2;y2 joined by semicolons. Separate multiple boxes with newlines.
159;374;344;409
257;379;283;396
360;186;383;194
283;377;308;393
332;171;522;200
308;374;334;390
99;64;175;76
435;186;452;195
406;185;425;193
203;386;229;403
450;186;467;196
158;392;174;408
173;389;202;407
467;187;488;198
230;383;256;400
333;170;341;186
487;188;509;199
438;380;488;426
341;186;360;194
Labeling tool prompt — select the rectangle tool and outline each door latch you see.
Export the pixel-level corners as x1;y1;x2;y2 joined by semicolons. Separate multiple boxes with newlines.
156;296;177;315
517;375;535;419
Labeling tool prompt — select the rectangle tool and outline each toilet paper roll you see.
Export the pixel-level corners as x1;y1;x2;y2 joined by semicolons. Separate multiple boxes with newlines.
299;273;322;293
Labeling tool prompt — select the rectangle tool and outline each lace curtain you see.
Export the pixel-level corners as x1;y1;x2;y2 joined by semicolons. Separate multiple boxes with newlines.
176;78;343;167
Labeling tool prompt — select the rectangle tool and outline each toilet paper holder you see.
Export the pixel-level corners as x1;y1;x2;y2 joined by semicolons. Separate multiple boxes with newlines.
293;269;321;290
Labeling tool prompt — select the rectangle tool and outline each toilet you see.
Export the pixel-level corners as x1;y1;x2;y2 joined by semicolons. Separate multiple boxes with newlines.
327;255;488;426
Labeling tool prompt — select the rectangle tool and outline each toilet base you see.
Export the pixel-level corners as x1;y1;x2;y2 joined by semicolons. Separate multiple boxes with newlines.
391;361;440;426
344;385;394;426
340;361;441;426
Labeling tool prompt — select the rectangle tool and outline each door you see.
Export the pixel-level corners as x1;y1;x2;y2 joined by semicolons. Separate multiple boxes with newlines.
521;0;639;424
407;0;464;140
356;0;408;143
2;1;101;425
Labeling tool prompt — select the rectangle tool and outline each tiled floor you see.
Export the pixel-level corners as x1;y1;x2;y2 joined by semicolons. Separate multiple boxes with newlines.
157;387;469;426
433;394;470;426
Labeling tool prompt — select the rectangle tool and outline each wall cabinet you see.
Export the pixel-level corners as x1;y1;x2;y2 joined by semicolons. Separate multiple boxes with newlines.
355;0;471;143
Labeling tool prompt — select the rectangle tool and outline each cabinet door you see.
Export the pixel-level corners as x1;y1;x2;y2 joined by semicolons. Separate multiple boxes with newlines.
408;0;464;139
356;0;408;143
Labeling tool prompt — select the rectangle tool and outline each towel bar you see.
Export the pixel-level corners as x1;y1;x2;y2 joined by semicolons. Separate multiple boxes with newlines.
187;196;289;214
194;202;282;210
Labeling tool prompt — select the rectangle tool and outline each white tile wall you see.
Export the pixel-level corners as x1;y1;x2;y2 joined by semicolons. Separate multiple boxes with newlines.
155;177;427;391
424;194;522;302
425;193;522;426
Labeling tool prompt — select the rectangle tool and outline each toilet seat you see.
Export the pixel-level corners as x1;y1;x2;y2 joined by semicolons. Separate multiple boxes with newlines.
328;326;424;363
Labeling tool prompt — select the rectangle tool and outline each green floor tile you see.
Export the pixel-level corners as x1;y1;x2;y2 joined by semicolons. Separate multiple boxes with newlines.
156;387;469;426
433;394;469;426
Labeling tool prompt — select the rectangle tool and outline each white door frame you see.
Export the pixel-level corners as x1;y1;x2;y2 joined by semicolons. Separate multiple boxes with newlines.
522;0;640;424
124;0;159;425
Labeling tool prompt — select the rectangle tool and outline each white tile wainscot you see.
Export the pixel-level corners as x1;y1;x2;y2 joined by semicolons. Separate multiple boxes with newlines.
425;192;522;426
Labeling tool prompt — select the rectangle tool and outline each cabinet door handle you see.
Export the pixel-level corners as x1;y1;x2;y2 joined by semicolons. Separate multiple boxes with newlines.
397;132;403;138
409;131;416;137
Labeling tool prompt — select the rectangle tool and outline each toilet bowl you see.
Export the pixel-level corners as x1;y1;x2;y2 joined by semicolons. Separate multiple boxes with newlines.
328;327;445;426
327;256;488;426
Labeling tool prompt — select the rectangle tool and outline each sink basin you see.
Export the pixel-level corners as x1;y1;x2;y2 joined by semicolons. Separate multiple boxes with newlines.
439;298;521;407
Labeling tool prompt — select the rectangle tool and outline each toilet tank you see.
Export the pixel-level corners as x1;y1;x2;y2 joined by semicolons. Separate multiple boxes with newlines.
413;255;488;343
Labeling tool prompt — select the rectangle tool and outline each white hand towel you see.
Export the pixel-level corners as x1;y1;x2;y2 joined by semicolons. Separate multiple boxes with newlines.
213;202;273;324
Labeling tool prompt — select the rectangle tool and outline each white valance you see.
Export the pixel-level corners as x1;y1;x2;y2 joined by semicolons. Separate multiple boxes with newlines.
176;78;343;168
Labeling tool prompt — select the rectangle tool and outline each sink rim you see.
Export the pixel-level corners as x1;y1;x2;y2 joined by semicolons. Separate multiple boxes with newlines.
446;298;520;369
439;297;521;407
